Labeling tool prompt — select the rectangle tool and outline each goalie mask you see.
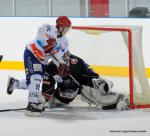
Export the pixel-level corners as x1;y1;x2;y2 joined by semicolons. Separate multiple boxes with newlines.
92;78;113;95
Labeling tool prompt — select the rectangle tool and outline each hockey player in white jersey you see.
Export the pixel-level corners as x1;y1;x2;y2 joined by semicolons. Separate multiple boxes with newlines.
7;16;72;116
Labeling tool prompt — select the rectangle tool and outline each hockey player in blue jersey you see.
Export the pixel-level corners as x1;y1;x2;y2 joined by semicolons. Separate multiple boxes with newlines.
7;16;72;116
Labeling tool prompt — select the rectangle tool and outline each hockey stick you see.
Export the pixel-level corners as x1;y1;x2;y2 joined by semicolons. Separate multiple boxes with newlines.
0;106;51;112
0;108;26;112
0;55;3;62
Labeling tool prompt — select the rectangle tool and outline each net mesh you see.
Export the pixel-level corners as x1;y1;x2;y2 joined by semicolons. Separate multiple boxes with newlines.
66;25;150;108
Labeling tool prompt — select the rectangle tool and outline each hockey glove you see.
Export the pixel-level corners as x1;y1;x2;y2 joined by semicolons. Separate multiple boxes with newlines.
44;38;56;54
57;63;70;77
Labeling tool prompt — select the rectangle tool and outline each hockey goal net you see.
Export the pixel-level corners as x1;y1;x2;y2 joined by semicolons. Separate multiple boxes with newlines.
66;25;150;109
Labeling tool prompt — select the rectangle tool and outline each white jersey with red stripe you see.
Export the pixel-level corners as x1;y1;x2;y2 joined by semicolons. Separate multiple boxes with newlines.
35;24;57;46
51;36;69;64
26;23;69;64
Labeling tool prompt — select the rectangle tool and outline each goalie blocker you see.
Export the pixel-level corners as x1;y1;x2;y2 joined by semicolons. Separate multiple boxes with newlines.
42;54;129;110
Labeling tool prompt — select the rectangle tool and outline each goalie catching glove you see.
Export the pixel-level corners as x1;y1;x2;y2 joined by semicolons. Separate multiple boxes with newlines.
80;78;129;110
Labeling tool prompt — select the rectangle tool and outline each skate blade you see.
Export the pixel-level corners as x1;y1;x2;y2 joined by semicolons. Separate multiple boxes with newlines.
25;110;41;117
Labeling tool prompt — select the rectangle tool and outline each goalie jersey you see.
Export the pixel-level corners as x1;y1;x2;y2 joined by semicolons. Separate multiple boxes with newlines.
45;54;99;87
42;54;99;104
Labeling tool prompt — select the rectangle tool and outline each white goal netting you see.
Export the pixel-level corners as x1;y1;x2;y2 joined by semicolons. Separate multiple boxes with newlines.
66;25;150;108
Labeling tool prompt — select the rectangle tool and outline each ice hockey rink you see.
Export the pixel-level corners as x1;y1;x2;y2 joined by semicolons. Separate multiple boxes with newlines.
0;17;150;136
0;70;150;136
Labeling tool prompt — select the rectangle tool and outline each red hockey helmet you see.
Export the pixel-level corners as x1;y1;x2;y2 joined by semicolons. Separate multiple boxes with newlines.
56;16;72;28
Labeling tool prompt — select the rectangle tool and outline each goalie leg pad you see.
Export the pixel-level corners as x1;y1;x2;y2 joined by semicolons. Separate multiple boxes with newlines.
80;85;99;106
102;93;129;110
81;85;121;107
116;94;129;110
92;78;113;94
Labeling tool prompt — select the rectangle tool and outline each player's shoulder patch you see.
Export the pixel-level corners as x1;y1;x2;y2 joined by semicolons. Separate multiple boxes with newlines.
70;58;78;64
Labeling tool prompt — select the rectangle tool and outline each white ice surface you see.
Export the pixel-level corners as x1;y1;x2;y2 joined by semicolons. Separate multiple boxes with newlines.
0;70;150;136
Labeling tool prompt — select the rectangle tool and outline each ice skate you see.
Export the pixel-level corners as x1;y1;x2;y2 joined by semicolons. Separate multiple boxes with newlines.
25;102;43;117
7;76;18;95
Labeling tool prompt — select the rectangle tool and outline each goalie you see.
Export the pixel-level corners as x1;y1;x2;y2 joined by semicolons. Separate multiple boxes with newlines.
41;53;129;111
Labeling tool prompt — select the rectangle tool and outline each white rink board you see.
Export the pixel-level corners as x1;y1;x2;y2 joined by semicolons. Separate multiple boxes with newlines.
0;17;150;67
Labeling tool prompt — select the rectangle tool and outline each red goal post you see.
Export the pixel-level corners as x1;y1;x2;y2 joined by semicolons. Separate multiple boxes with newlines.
66;25;150;109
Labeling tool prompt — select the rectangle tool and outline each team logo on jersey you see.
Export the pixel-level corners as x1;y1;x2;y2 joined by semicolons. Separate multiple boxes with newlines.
70;58;78;64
